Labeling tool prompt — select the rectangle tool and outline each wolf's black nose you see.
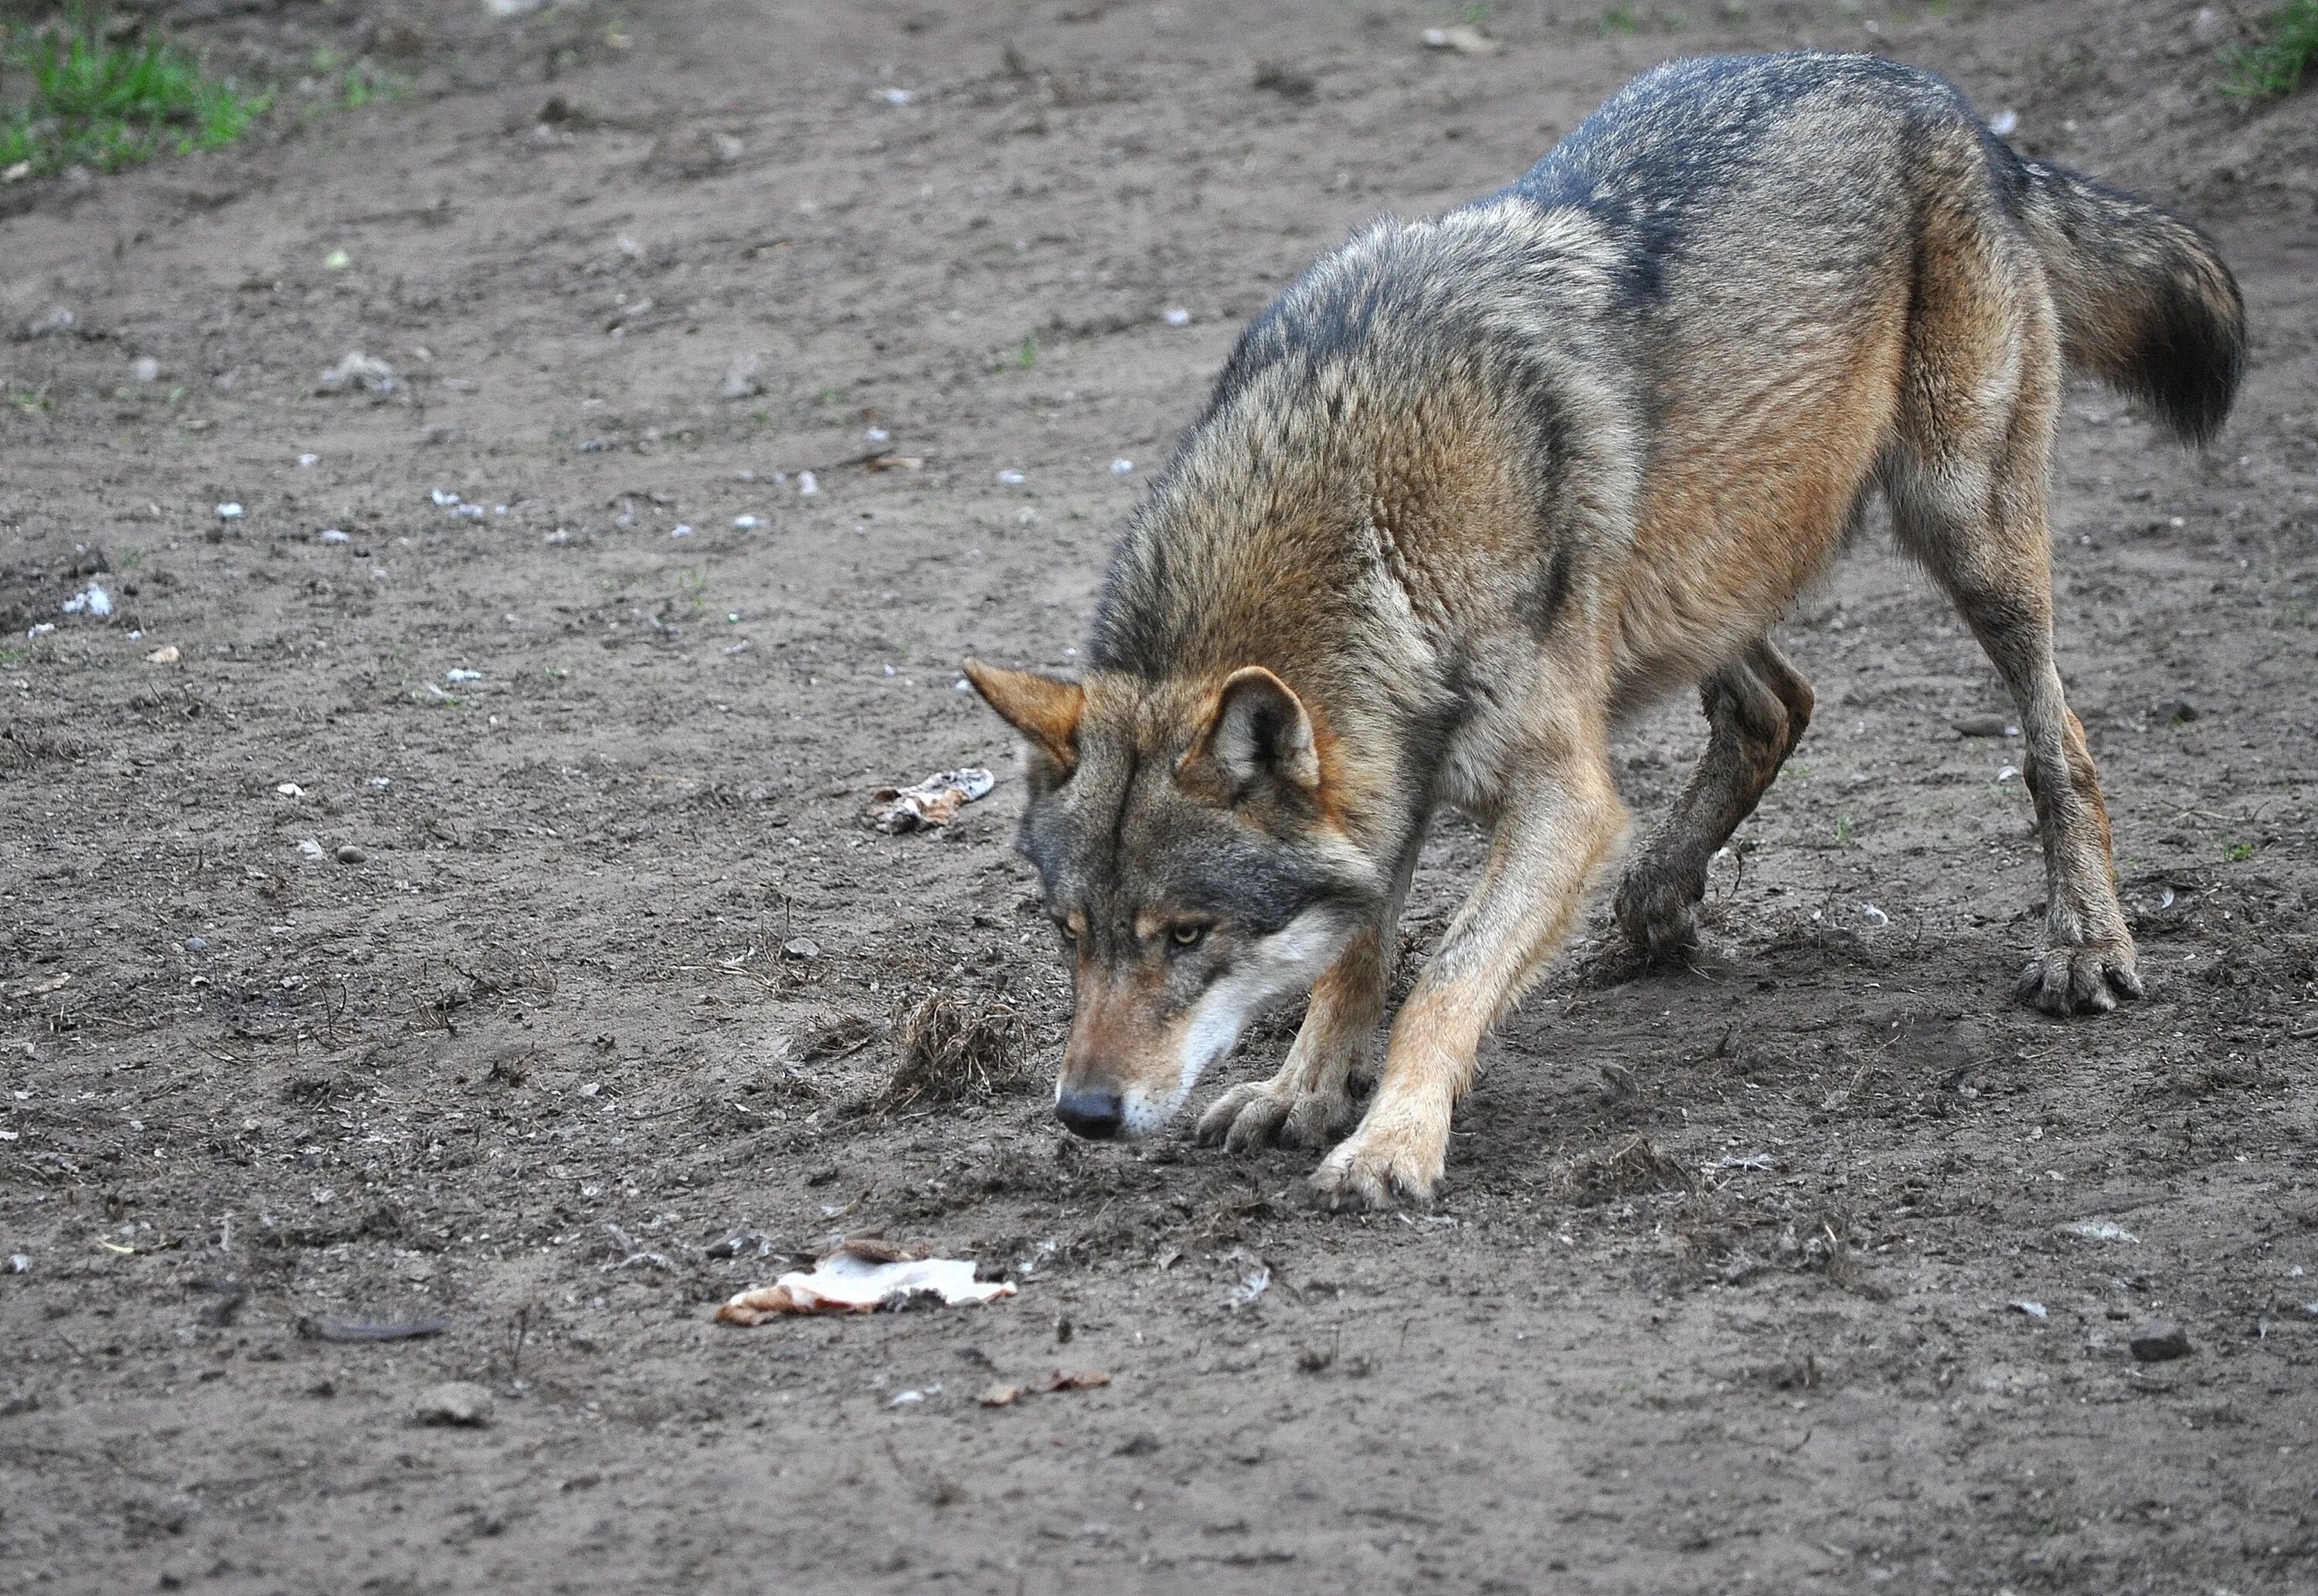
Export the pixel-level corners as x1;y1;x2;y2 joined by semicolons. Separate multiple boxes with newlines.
1055;1087;1124;1139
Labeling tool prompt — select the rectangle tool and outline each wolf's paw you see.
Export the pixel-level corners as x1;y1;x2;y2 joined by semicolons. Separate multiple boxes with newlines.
1309;1112;1447;1211
1613;871;1702;965
1196;1079;1354;1153
2017;937;2143;1016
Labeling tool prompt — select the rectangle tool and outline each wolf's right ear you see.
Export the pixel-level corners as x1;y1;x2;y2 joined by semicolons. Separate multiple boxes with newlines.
962;658;1083;773
1182;665;1321;802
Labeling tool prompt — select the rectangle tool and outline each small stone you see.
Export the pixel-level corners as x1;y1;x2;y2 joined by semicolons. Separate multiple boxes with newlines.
131;355;161;384
183;936;209;953
781;938;820;961
144;643;181;664
412;1380;495;1428
2128;1321;2191;1362
1953;714;2011;738
335;844;367;865
297;839;327;863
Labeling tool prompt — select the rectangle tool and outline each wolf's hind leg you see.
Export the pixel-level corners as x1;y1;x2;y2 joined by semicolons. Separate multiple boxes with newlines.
1196;922;1388;1152
1613;638;1813;960
1886;203;2137;1015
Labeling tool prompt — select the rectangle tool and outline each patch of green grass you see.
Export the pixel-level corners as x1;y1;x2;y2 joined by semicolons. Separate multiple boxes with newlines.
1015;334;1038;369
1599;4;1643;33
0;15;270;176
2225;840;2257;863
2221;0;2318;98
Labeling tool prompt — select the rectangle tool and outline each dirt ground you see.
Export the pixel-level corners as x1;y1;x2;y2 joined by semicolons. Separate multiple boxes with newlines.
2;1;2315;1591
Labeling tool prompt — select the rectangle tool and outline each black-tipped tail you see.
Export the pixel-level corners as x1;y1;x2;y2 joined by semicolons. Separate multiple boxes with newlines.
2015;160;2244;444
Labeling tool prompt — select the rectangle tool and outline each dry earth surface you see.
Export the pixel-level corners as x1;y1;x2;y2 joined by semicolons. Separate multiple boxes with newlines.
2;1;2316;1592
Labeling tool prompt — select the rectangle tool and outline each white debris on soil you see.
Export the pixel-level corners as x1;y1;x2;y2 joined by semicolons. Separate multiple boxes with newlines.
411;1381;495;1428
1225;1264;1270;1310
216;502;243;520
277;783;304;798
715;1244;1014;1323
867;767;996;834
319;528;351;544
1859;903;1890;928
1421;23;1501;54
996;468;1026;486
2009;1300;2048;1319
131;355;161;384
1987;108;2020;138
297;839;328;862
60;584;112;618
864;426;890;444
445;668;483;683
880;87;916;106
144;644;179;664
1161;306;1191;327
669;524;695;538
732;514;760;529
318;351;396;394
431;489;461;508
1110;458;1134;475
797;470;819;495
297;453;319;467
2060;1219;2140;1244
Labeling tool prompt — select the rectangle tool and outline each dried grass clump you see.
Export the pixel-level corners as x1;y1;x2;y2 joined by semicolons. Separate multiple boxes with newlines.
883;991;1023;1108
1561;1134;1698;1207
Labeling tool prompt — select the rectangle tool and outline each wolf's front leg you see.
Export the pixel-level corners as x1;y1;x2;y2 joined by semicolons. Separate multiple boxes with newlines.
1197;922;1389;1151
1313;741;1626;1208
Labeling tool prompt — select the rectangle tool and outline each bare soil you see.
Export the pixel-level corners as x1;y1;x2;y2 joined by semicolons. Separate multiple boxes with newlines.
3;3;2315;1592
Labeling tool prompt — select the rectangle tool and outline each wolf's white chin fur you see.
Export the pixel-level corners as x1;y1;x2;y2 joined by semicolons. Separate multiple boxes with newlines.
1112;906;1356;1139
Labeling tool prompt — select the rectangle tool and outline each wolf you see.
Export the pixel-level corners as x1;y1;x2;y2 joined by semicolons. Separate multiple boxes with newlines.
964;53;2244;1207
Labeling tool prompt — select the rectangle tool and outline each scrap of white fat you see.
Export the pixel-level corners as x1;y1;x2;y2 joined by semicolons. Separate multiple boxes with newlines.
716;1245;1015;1323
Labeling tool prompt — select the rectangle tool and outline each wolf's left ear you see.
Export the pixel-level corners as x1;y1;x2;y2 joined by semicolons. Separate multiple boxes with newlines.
962;657;1084;773
1184;666;1320;800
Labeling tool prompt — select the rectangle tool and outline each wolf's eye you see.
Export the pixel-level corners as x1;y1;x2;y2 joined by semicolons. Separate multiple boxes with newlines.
1053;915;1079;942
1168;923;1209;950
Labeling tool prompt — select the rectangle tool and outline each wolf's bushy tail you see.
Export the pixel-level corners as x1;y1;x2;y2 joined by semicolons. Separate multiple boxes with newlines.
2014;160;2245;444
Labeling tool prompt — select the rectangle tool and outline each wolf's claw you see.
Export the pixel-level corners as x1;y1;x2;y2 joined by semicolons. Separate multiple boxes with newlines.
1197;1081;1353;1152
1309;1117;1447;1211
2016;938;2142;1016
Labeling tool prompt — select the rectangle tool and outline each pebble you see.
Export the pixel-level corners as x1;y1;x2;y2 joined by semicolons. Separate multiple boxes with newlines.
335;844;367;865
411;1381;495;1428
1953;714;2014;738
183;936;209;953
297;839;327;863
131;355;161;384
2129;1321;2192;1362
216;502;243;520
797;470;819;496
1161;307;1191;327
1110;458;1134;476
319;528;351;544
781;938;821;961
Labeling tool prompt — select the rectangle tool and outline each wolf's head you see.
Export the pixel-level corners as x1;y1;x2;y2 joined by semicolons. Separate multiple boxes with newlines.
963;659;1382;1139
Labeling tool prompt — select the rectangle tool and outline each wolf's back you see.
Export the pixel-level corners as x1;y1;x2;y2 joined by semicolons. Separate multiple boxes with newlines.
2010;157;2245;443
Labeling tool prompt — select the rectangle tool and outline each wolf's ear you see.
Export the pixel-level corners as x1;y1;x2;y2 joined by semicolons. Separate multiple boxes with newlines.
1184;666;1320;800
962;657;1083;773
